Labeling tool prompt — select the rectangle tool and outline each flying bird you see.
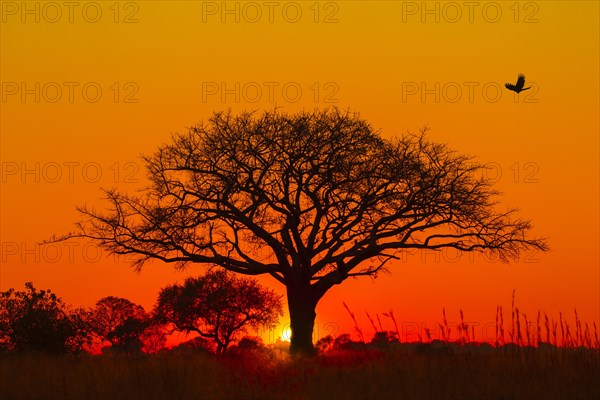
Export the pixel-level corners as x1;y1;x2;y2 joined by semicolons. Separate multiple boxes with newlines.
505;74;531;93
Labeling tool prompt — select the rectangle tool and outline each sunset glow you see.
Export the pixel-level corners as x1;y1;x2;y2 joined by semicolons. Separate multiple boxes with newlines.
281;328;292;343
1;1;598;348
1;2;599;399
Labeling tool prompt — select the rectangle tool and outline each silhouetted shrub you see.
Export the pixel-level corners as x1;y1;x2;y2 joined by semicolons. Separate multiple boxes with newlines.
155;270;282;354
0;282;92;353
90;296;166;354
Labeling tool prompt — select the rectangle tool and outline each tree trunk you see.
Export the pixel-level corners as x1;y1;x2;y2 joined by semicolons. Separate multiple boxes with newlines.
287;281;318;356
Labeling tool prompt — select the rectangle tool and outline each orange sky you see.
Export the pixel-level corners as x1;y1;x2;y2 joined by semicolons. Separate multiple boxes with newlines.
1;1;598;344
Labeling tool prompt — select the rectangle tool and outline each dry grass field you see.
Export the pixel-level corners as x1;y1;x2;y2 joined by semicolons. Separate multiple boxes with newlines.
1;343;598;400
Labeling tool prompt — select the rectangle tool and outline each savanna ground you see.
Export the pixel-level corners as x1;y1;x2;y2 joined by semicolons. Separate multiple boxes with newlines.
1;344;598;400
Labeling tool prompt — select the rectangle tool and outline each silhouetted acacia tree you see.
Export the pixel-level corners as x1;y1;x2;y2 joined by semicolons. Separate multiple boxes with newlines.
0;282;92;353
91;296;145;346
91;296;165;353
107;317;147;353
155;270;282;355
62;108;548;355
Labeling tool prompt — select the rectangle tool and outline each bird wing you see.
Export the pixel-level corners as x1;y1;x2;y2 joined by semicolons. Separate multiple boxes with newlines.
505;83;517;91
516;74;526;89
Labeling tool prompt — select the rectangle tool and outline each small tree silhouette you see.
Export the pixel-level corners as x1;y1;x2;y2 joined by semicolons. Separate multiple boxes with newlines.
0;282;92;353
155;270;282;355
59;108;548;355
91;296;165;353
91;296;146;346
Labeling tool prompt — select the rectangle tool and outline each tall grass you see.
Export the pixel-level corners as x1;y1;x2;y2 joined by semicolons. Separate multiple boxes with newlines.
342;302;366;344
2;345;598;400
382;310;401;343
1;294;598;400
342;293;599;350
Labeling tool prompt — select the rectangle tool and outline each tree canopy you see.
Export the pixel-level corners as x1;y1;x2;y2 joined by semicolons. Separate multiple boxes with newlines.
63;108;548;354
155;270;282;354
91;296;165;353
0;282;92;353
